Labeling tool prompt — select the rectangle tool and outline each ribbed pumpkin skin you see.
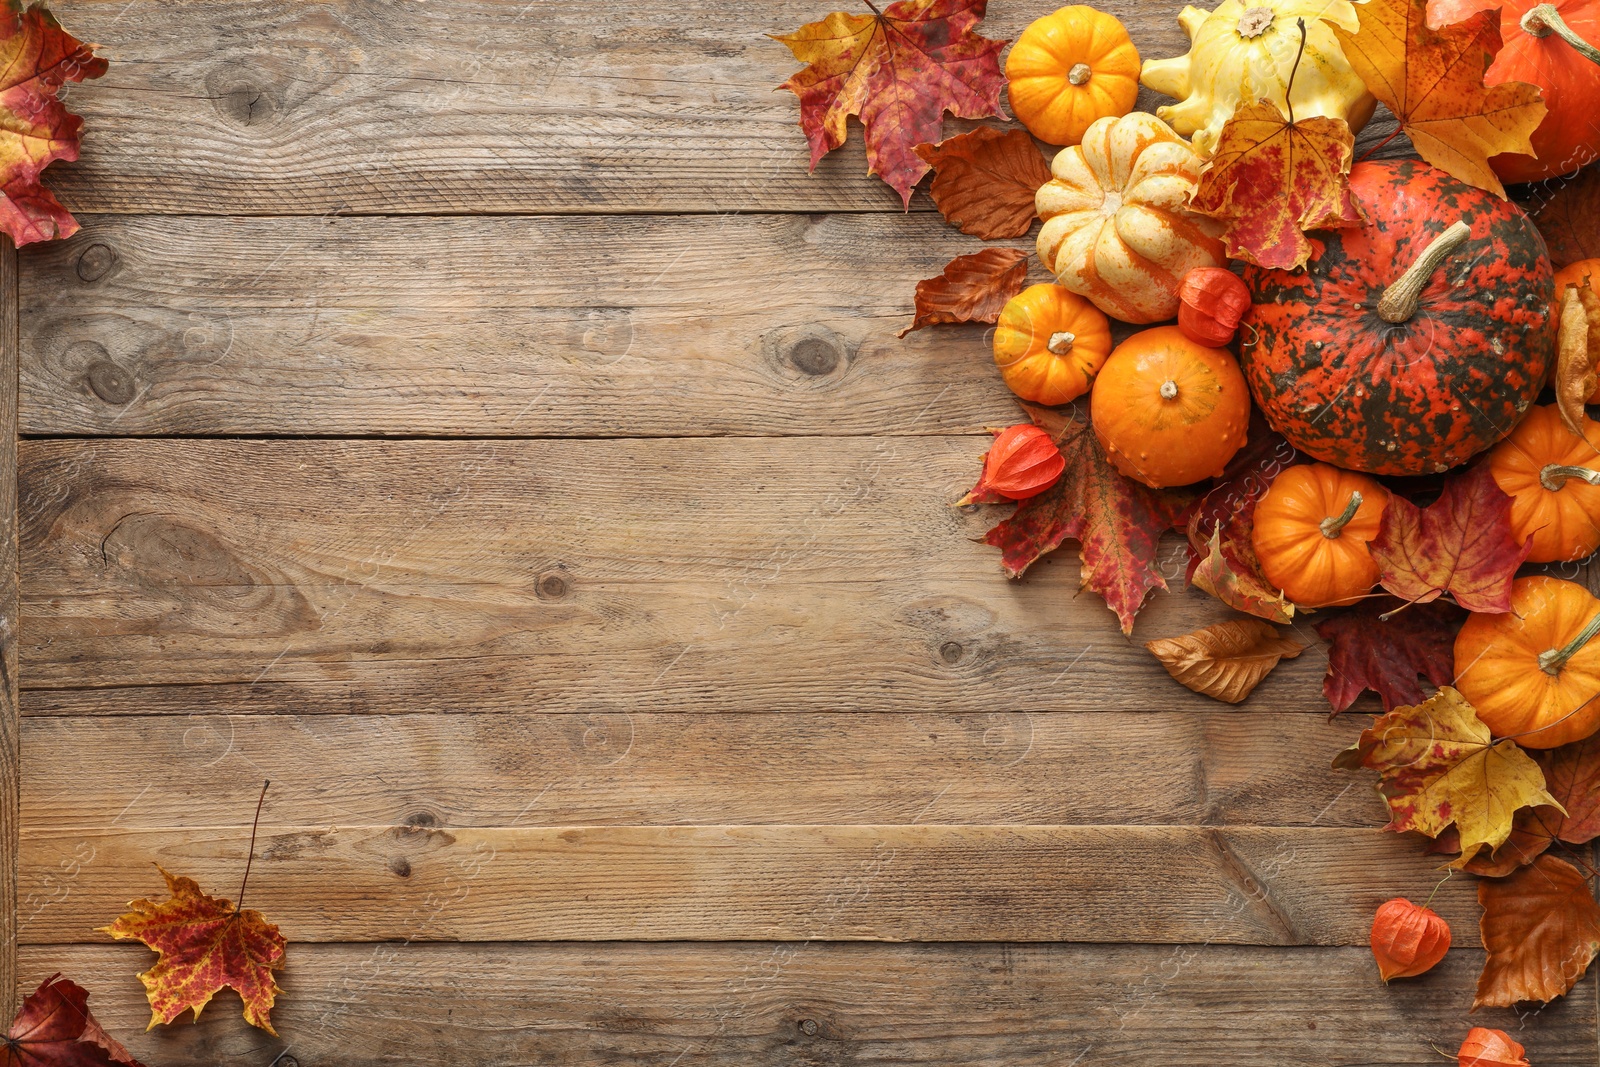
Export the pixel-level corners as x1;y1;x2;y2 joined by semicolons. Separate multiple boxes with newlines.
1240;159;1555;476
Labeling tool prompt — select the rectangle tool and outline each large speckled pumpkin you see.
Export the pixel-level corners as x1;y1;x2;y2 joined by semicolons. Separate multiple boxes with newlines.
1240;159;1555;476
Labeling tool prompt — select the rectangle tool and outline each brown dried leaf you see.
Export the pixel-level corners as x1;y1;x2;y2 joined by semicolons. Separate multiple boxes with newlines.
1476;853;1600;1007
1528;165;1600;268
899;246;1029;337
1146;618;1305;704
914;126;1052;239
1555;282;1600;436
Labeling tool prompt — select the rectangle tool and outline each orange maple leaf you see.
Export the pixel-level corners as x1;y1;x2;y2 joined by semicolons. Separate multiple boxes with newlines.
98;867;287;1035
1190;100;1362;269
773;0;1006;207
1332;0;1544;197
0;0;106;246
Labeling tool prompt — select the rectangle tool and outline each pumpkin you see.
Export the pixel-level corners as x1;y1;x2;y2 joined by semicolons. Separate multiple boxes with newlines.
1370;898;1451;981
1089;325;1250;487
1139;0;1376;158
992;284;1113;405
1241;159;1555;476
1554;258;1600;402
1484;404;1600;562
1006;6;1141;146
1480;0;1600;183
1454;575;1600;748
1036;112;1227;324
1250;463;1389;607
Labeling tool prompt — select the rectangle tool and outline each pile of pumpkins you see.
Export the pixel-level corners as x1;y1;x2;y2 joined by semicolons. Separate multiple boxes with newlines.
985;0;1600;746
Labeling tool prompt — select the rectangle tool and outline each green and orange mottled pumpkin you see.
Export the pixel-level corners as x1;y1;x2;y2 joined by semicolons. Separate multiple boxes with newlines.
1240;159;1555;476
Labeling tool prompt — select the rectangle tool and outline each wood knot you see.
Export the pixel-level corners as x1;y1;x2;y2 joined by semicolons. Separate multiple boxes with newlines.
939;641;964;664
798;1019;819;1036
213;81;277;127
763;324;853;385
86;360;135;405
75;243;117;283
404;811;437;828
536;572;569;600
388;856;412;878
788;335;842;376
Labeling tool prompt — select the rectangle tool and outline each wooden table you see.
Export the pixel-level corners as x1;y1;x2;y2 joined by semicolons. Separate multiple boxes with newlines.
2;1;1595;1063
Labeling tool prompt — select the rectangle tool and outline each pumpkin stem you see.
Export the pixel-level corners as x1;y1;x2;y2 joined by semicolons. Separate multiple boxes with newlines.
1540;462;1600;491
1522;3;1600;66
1068;62;1092;86
1159;380;1179;400
1319;491;1363;539
1237;5;1275;37
1377;220;1472;324
1539;611;1600;675
1047;330;1076;355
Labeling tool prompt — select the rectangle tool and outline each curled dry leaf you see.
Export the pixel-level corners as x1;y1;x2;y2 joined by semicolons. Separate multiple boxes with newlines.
99;866;288;1035
1458;1027;1529;1067
1333;0;1545;198
1183;421;1299;624
1333;686;1560;863
773;0;1006;206
2;973;145;1067
899;247;1029;337
1476;852;1600;1007
914;126;1052;239
1368;465;1530;613
1189;101;1362;270
1555;281;1600;437
1315;597;1466;714
1145;618;1305;704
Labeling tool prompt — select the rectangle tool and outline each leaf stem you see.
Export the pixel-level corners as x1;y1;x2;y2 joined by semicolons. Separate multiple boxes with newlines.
1319;491;1363;538
1522;3;1600;65
235;779;270;917
1378;220;1471;324
1285;17;1308;125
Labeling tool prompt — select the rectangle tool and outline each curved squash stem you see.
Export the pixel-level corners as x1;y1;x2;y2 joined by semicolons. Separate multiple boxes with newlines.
1539;611;1600;675
1523;3;1600;66
1319;491;1362;538
1540;462;1600;491
1377;220;1471;324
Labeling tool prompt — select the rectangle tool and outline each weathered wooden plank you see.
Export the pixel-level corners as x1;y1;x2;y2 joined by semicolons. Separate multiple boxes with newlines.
19;436;1337;709
21;824;1478;946
19;213;1040;436
19;711;1384;830
0;238;18;1013
21;942;1593;1067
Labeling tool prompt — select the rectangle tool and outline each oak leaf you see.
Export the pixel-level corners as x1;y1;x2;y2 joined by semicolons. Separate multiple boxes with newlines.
1333;686;1561;863
1146;618;1305;703
773;0;1006;207
1555;282;1600;436
1368;465;1530;613
1315;597;1466;714
1332;0;1545;197
1183;421;1299;624
899;246;1028;337
0;1;106;246
1528;166;1600;268
1189;101;1362;269
981;402;1190;634
1476;853;1600;1007
914;126;1051;239
98;867;287;1035
1;974;145;1067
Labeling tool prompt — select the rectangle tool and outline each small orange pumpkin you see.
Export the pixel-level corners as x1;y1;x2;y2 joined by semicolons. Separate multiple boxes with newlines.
992;283;1113;405
1251;463;1389;607
1555;258;1600;403
1454;575;1600;748
1006;5;1141;146
1484;404;1600;563
1089;325;1250;488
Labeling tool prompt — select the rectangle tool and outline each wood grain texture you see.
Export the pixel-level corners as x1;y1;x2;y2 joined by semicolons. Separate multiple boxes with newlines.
21;824;1479;946
20;711;1384;830
21;942;1596;1067
18;436;1339;709
0;238;17;1013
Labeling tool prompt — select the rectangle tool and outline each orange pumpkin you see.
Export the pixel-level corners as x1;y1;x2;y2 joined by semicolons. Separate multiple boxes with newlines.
1006;5;1140;146
1251;463;1389;607
1555;258;1600;403
1455;575;1600;748
1484;404;1600;563
992;284;1113;405
1089;325;1250;487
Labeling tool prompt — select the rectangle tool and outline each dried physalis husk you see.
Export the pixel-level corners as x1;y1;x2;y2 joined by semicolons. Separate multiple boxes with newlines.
1555;282;1600;438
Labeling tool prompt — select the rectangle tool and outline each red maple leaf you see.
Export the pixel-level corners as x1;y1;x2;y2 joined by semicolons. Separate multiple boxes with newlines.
0;1;106;245
773;0;1006;206
1368;465;1530;613
1;974;144;1067
980;402;1191;634
1315;596;1466;713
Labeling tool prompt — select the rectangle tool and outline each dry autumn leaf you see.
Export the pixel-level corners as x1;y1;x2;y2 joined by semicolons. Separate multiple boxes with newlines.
1;973;145;1067
1315;597;1466;713
1528;166;1600;268
1431;736;1600;873
1555;281;1600;436
0;1;106;245
773;0;1006;206
899;246;1029;337
1183;421;1299;624
1332;0;1545;198
980;401;1191;634
1333;686;1561;863
1368;465;1530;613
1476;852;1600;1007
914;126;1051;239
1146;618;1305;703
1190;99;1362;269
